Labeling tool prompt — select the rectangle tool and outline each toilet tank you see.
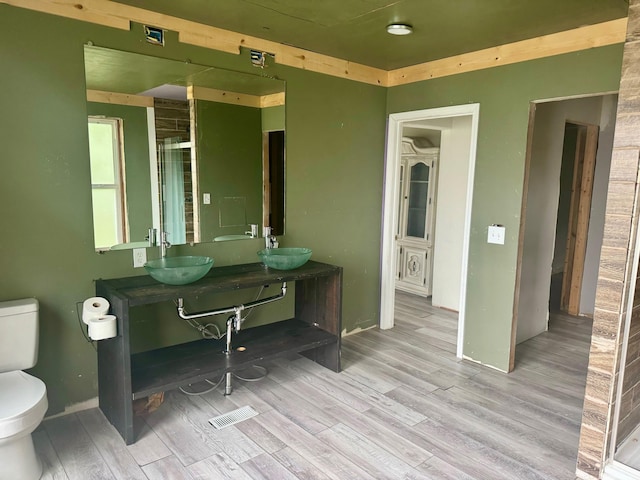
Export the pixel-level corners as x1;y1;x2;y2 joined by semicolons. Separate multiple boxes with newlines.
0;298;39;373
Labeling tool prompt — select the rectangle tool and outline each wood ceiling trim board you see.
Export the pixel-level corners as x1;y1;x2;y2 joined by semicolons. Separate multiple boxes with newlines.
1;0;387;86
1;0;130;29
188;85;262;108
1;0;626;87
188;86;285;108
87;89;154;107
271;47;388;86
388;18;627;87
261;92;286;108
180;30;388;86
177;30;247;56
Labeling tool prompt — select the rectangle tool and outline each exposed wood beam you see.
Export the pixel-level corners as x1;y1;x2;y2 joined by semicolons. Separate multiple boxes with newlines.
86;89;154;107
388;19;627;86
1;0;627;87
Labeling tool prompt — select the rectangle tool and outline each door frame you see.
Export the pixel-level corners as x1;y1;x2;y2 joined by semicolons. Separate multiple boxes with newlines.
380;104;480;358
560;122;599;315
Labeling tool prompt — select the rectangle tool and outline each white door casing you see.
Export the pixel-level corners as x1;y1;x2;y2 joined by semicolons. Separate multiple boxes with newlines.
380;104;480;359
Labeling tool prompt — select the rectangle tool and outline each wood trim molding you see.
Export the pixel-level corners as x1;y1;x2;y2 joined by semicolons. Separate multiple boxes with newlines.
187;86;285;108
0;0;387;86
1;0;627;87
1;0;130;29
387;19;627;86
180;30;388;87
510;104;538;372
260;92;286;108
188;85;261;108
86;89;154;107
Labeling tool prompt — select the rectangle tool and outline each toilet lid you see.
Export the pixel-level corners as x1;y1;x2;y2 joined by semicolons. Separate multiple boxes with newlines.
0;371;47;438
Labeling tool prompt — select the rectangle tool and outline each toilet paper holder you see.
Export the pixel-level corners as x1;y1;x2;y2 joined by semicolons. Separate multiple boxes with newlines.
78;297;117;341
88;315;117;341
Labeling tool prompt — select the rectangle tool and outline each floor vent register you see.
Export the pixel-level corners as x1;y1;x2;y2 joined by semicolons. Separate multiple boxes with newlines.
208;406;259;430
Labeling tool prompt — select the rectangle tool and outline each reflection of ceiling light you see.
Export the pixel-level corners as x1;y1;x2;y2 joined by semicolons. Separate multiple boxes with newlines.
386;23;413;35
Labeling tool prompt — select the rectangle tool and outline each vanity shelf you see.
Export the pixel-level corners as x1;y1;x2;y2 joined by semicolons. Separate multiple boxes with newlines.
130;319;337;400
95;260;342;445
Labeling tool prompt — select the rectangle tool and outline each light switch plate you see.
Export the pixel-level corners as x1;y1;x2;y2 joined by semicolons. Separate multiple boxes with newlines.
203;193;211;205
133;248;147;268
488;225;506;245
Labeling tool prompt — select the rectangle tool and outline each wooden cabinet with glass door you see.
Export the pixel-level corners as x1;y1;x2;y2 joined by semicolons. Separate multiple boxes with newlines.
396;138;439;297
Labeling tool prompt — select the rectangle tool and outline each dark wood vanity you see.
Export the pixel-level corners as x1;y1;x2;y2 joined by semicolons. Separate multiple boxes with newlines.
95;260;342;444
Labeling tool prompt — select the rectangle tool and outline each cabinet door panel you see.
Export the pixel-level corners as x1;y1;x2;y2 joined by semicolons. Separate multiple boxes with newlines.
401;246;428;288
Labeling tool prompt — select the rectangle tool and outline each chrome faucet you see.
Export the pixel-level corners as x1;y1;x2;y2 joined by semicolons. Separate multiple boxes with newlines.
146;228;157;248
264;226;278;249
245;224;259;238
160;231;171;257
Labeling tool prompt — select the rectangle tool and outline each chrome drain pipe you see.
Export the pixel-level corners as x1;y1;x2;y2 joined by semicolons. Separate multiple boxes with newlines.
176;282;287;325
176;283;287;396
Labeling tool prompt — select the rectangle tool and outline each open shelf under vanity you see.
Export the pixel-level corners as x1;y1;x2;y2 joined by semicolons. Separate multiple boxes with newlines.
95;260;343;444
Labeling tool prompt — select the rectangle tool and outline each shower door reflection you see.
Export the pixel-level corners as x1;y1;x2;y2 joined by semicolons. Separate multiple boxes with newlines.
159;138;192;245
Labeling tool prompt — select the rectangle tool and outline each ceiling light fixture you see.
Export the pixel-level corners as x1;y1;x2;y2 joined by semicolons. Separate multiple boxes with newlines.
386;23;413;35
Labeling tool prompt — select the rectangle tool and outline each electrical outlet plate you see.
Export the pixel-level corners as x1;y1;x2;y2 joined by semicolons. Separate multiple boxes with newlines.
487;225;506;245
133;248;147;268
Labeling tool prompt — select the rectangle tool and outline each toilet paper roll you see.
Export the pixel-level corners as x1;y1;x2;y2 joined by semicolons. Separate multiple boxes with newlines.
82;297;110;325
88;315;117;340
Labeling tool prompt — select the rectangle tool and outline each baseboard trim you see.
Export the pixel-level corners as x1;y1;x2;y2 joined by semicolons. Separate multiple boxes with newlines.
45;397;98;420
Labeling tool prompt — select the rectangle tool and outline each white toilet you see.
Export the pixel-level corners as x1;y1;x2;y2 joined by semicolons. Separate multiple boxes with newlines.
0;298;48;480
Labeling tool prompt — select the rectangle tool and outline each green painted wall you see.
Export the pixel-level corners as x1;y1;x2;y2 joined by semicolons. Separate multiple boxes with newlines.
262;105;286;132
387;45;624;370
196;100;263;240
86;102;152;245
0;5;386;413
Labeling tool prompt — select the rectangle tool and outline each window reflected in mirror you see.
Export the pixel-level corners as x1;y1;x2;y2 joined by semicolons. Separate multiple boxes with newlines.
88;117;126;250
87;99;156;252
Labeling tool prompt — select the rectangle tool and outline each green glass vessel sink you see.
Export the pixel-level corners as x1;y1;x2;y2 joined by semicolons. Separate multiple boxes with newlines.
257;248;312;270
144;256;214;285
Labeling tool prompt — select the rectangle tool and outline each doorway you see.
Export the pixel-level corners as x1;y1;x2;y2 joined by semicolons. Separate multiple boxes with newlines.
513;94;617;362
560;123;599;315
381;104;480;358
262;130;285;236
553;122;599;315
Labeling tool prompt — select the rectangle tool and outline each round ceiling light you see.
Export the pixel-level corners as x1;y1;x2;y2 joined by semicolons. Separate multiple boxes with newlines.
386;23;413;35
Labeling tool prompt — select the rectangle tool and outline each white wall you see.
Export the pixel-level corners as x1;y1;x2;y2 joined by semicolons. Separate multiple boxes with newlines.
516;95;615;344
431;116;472;311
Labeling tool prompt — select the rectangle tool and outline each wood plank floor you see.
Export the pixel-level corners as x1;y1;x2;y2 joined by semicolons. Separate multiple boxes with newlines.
34;291;592;479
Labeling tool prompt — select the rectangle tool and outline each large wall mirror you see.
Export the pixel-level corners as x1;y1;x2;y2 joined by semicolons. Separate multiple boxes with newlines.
83;46;286;251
